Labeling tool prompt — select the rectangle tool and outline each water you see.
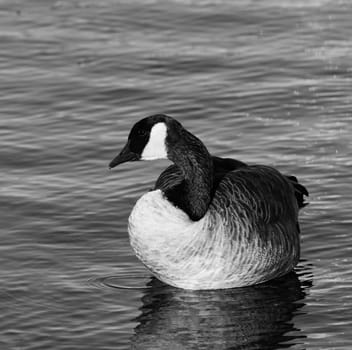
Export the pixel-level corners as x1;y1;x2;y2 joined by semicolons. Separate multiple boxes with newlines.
1;0;351;348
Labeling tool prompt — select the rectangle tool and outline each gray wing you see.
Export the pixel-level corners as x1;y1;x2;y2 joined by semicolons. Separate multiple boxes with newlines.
155;161;306;226
154;164;183;192
212;165;299;226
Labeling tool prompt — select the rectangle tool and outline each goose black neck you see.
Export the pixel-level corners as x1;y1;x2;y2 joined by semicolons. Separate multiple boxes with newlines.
165;128;214;221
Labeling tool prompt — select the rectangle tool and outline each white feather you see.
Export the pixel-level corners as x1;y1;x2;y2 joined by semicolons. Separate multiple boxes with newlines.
141;122;168;160
128;190;298;290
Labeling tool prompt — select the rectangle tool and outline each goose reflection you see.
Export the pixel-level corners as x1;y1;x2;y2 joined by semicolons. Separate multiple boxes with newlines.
131;270;312;350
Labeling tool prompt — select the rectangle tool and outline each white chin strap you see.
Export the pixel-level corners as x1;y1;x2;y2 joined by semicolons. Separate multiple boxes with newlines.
141;122;168;160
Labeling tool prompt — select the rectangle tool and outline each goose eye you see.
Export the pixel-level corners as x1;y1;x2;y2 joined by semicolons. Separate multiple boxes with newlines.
137;129;147;137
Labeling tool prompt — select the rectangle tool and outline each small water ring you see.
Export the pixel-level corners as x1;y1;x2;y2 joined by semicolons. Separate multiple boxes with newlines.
89;273;152;290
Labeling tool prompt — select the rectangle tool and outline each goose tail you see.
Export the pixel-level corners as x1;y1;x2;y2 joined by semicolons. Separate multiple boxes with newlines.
286;175;309;209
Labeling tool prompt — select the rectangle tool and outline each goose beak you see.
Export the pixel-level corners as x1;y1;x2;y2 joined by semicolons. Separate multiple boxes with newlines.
109;142;139;169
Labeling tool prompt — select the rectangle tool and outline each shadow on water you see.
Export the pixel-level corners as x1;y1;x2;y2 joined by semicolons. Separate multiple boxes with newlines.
130;265;313;350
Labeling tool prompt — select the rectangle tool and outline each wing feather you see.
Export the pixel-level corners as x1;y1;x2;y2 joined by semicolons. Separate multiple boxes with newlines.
213;165;299;226
155;157;307;226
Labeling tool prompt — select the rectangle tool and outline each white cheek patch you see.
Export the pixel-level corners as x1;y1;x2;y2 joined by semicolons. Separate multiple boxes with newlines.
141;122;168;160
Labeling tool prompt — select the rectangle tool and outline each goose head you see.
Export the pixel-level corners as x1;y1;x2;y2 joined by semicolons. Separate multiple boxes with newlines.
109;114;182;168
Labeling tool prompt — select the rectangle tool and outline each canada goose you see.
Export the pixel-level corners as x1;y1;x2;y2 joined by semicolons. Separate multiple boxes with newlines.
109;114;308;290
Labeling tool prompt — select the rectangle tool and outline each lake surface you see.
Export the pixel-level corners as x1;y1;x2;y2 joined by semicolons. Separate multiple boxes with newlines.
1;0;352;349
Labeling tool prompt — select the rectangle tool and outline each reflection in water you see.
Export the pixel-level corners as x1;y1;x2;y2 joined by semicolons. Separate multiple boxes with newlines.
131;270;312;350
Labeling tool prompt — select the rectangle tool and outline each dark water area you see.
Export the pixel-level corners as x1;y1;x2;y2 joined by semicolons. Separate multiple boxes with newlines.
1;0;351;349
